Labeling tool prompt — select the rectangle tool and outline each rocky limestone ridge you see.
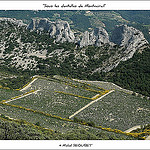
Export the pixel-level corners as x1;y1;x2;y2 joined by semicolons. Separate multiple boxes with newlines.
91;25;149;73
27;18;148;51
79;27;113;47
27;18;113;47
27;18;75;43
0;17;26;27
0;17;149;74
111;24;148;61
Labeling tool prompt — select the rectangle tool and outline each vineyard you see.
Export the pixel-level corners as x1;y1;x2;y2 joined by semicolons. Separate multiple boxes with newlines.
75;90;150;130
0;88;22;100
0;75;149;140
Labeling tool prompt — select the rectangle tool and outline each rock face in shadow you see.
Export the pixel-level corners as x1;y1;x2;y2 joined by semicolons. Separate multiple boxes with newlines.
111;25;148;61
27;18;51;31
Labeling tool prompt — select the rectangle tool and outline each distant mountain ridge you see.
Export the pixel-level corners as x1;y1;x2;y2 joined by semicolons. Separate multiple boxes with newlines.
0;14;150;97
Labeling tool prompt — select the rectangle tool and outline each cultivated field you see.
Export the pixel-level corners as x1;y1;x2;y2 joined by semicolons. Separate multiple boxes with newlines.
0;75;149;139
0;100;136;140
9;90;91;118
0;89;22;100
75;90;150;131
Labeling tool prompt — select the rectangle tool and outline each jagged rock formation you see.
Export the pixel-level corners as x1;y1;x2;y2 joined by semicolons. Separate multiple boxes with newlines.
0;17;149;74
111;24;148;61
27;19;148;60
27;18;113;47
27;18;51;31
79;27;112;47
92;25;149;73
27;18;75;43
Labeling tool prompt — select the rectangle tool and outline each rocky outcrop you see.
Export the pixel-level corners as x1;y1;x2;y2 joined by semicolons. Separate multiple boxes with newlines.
27;19;149;73
27;18;75;43
0;17;26;27
92;25;149;73
27;18;51;31
111;24;148;61
0;17;149;74
27;18;114;47
51;20;75;43
79;27;112;47
27;19;148;56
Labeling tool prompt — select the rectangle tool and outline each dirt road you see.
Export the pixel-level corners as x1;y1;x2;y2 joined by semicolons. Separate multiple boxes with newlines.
20;78;38;91
69;90;114;119
124;125;141;133
5;90;40;103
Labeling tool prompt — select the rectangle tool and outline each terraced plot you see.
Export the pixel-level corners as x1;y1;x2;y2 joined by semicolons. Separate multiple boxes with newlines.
0;75;148;140
0;102;83;132
0;102;136;140
74;79;133;94
23;78;98;98
9;89;91;118
8;76;111;118
0;89;22;101
53;75;105;92
75;90;150;131
80;80;119;90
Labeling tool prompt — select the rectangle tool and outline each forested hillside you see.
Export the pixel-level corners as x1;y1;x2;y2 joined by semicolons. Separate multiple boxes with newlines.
0;17;149;97
92;47;150;96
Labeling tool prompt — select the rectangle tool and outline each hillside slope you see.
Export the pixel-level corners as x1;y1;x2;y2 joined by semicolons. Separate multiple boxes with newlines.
0;18;148;72
94;46;150;96
0;17;149;96
0;115;137;140
0;75;149;140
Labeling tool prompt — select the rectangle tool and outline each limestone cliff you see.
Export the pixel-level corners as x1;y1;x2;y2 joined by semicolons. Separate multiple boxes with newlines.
79;27;112;47
111;25;148;61
27;18;75;43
